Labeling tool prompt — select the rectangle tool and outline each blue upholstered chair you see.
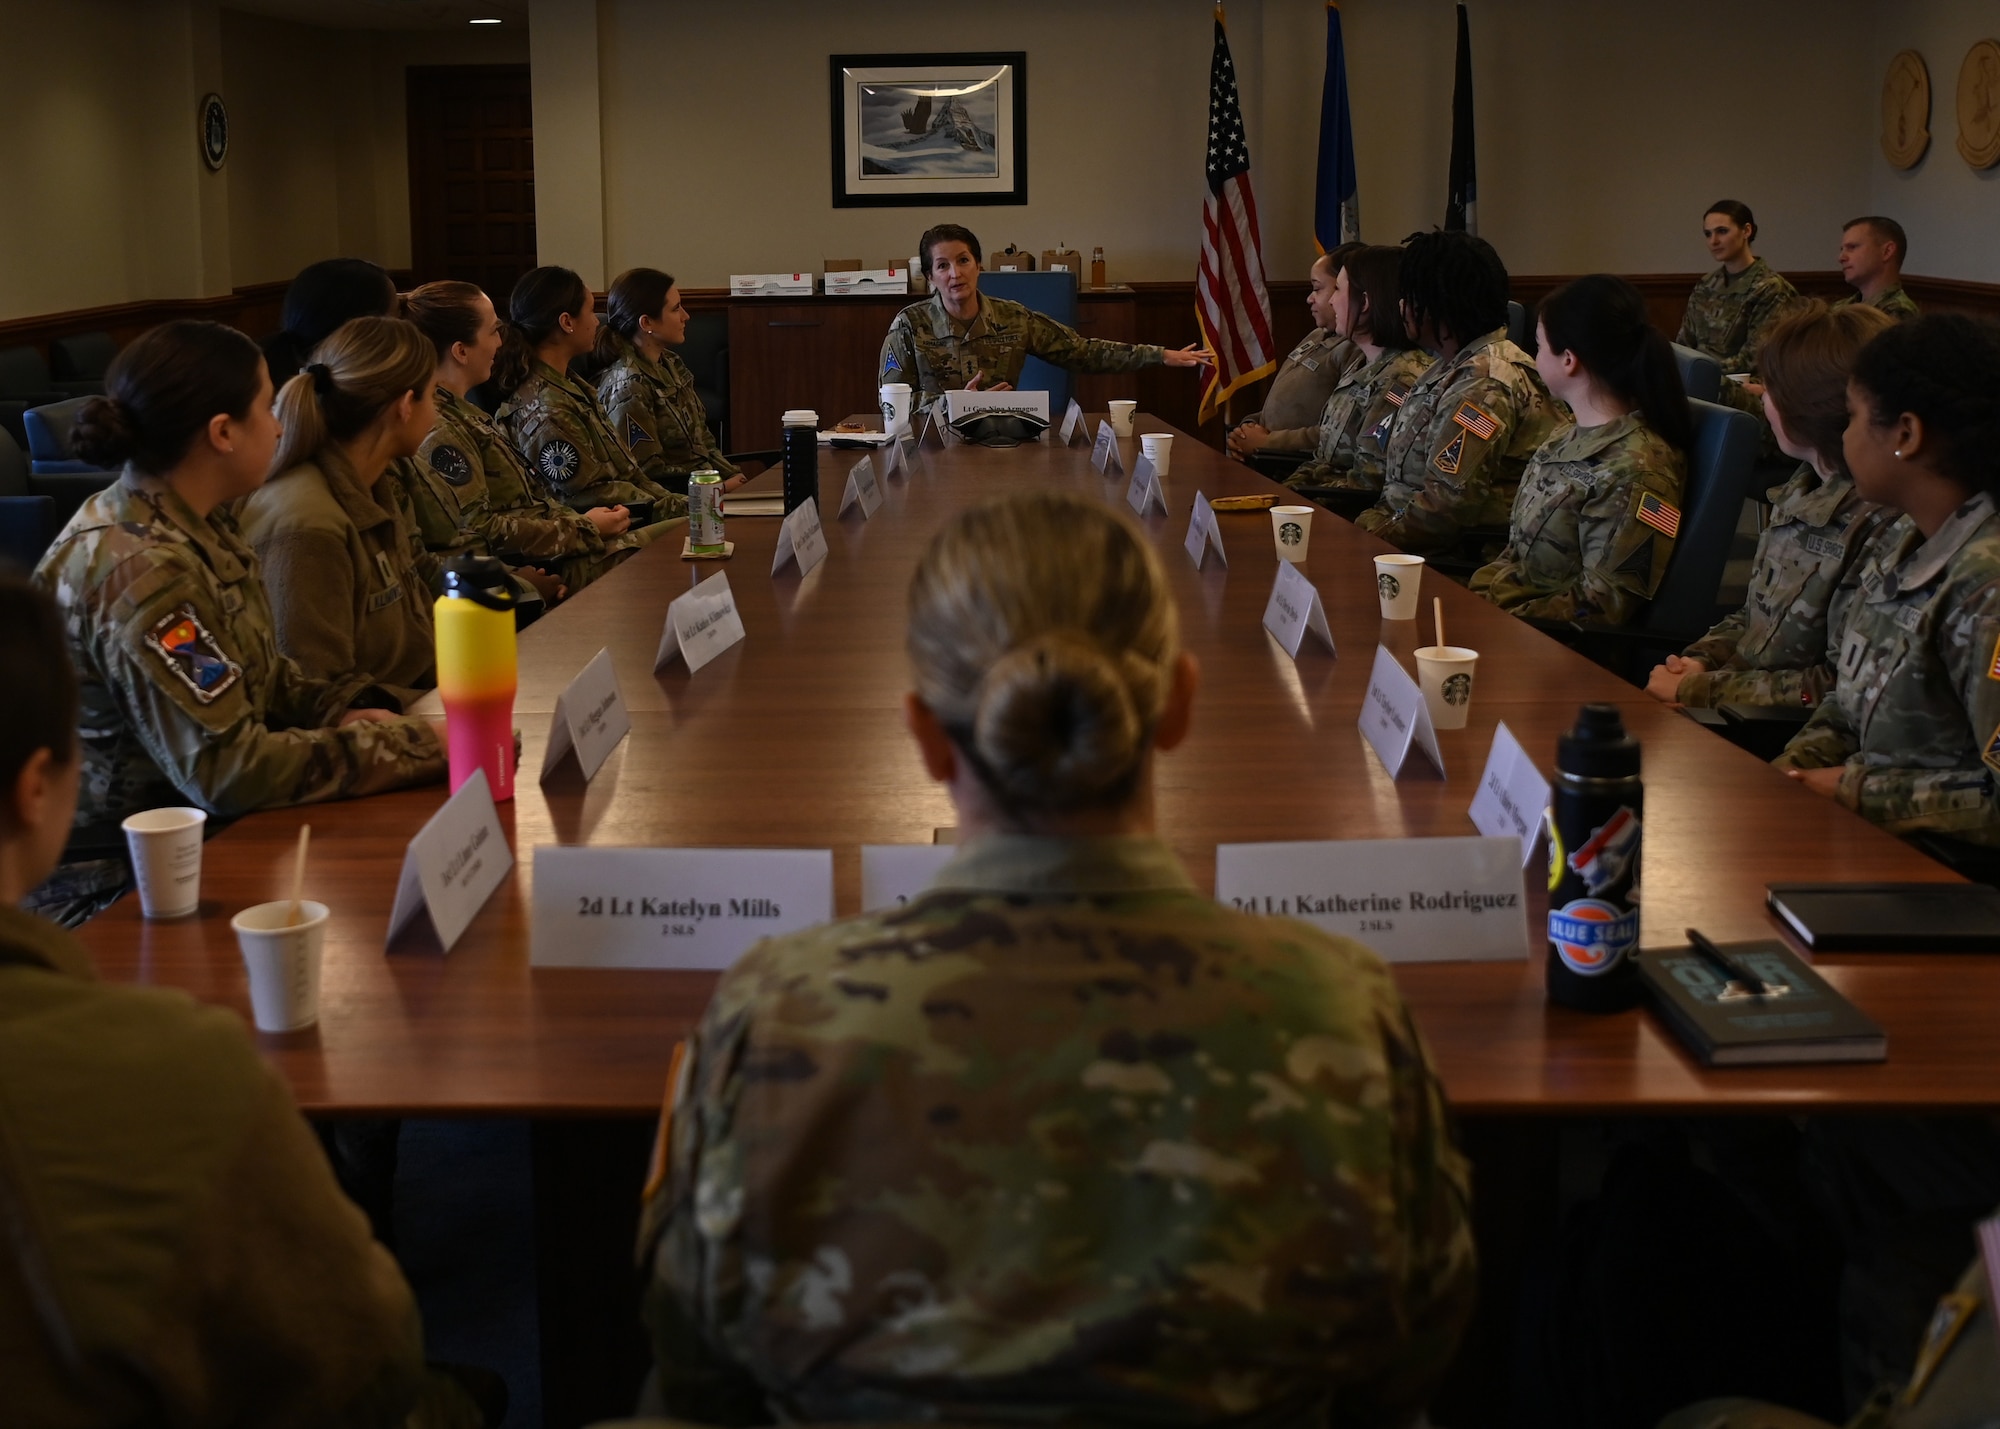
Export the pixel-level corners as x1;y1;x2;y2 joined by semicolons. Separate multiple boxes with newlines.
976;270;1077;415
1671;343;1723;404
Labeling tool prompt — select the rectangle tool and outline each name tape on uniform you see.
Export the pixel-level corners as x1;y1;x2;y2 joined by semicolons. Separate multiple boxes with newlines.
839;456;883;520
1058;398;1088;446
1359;644;1444;779
1184;491;1228;569
1468;720;1551;866
540;647;631;783
530;846;833;969
386;767;513;953
860;844;958;911
1090;420;1124;476
1262;561;1335;660
1215;836;1531;963
1125;455;1168;517
771;496;827;577
655;570;746;674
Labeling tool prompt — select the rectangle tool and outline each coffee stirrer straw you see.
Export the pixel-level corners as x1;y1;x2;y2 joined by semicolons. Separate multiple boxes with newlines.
1434;597;1446;650
288;824;311;927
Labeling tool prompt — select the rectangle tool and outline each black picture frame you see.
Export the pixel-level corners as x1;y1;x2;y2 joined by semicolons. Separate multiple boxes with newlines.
829;51;1027;209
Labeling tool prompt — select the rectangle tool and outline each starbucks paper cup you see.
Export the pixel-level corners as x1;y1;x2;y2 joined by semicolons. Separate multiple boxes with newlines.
1139;432;1173;475
1374;554;1425;620
231;899;328;1033
1414;645;1479;731
121;806;207;919
878;382;912;436
1270;505;1314;563
1108;400;1137;437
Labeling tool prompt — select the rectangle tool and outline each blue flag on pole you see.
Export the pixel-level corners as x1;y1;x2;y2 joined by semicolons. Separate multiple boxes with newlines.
1314;1;1360;250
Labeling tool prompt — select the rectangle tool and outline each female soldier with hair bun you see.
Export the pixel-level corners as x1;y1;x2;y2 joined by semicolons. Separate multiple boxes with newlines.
1471;274;1690;625
1676;199;1801;378
1284;244;1432;493
30;320;441;924
235;315;441;707
493;265;686;520
640;490;1475;1426
595;267;749;495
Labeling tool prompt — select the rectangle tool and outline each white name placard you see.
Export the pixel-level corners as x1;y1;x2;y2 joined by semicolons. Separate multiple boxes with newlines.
386;767;513;953
943;388;1052;424
1090;420;1124;475
771;496;827;577
860;844;958;911
1125;455;1167;516
1469;720;1552;866
1262;561;1335;659
655;570;746;674
1359;644;1444;778
539;647;631;782
1058;397;1087;445
1215;836;1531;963
1184;491;1228;569
838;456;882;520
874;435;907;482
530;846;834;969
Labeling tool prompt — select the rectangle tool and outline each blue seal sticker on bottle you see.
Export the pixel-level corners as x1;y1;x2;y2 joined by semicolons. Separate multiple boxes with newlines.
1549;898;1640;976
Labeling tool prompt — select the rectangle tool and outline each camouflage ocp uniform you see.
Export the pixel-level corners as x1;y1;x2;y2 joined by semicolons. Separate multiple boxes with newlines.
1469;412;1687;625
1241;327;1361;451
1775;494;2000;846
597;333;740;492
1357;327;1564;556
1834;286;1922;322
1677;463;1894;710
500;359;687;519
879;291;1166;409
1286;347;1434;493
641;834;1475;1429
1676;257;1802;375
383;455;483;592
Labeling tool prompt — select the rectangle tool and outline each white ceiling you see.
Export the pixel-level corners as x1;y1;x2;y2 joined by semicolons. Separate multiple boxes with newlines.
221;0;527;30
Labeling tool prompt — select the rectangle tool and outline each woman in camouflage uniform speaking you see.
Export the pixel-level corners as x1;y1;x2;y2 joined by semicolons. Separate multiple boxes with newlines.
595;267;750;496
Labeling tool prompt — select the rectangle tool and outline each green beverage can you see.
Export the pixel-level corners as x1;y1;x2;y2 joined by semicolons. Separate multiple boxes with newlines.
689;467;725;554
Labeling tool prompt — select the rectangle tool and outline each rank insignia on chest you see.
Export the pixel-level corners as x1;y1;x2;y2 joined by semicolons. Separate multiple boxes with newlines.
429;444;474;487
1635;491;1682;539
145;604;241;704
626;417;649;450
1452;402;1501;441
539;439;581;485
1434;431;1466;475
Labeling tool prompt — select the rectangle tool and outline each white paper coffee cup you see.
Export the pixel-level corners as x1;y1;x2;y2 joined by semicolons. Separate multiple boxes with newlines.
1374;554;1426;620
1414;645;1479;731
879;382;912;436
1108;400;1137;437
121;806;207;919
1270;505;1314;563
1140;432;1173;475
231;899;328;1033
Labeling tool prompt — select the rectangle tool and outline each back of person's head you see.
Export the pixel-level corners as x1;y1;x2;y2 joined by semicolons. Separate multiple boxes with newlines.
1341;244;1416;352
70;320;266;477
596;267;676;365
1399;230;1510;346
265;259;398;379
1704;199;1758;245
1761;300;1896;477
1850;313;2000;498
1843;214;1909;267
919;223;982;270
1539;273;1694;453
493;265;592;394
0;574;78;803
401;280;488;362
270;316;434;476
908;491;1179;818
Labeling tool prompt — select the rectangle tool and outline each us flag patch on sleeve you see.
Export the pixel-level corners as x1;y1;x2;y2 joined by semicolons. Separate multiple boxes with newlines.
1452;402;1500;441
1635;491;1682;538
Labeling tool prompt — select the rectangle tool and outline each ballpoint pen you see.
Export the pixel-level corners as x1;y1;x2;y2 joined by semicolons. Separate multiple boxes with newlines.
1685;927;1788;1000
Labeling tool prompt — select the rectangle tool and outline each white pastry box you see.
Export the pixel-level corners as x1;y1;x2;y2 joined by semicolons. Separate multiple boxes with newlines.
730;273;815;297
823;268;909;296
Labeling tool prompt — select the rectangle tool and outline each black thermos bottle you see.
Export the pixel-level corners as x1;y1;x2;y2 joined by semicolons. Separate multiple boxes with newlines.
1546;703;1644;1012
780;409;819;515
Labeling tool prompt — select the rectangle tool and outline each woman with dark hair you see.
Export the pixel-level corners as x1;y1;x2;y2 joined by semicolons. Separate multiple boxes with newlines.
1470;275;1689;625
28;321;440;924
1775;313;2000;852
494;265;685;519
1284;245;1432;492
595;267;749;495
1227;241;1366;461
1648;301;1896;712
1675;200;1800;377
260;257;399;382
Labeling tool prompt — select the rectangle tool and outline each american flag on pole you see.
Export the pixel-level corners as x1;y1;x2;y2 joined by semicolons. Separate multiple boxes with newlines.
1196;5;1276;425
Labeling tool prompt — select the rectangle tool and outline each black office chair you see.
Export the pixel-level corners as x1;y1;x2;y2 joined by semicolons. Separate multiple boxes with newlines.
1249;449;1310;483
1293;485;1379;522
49;331;117;394
677;310;730;448
0;495;56;572
1507;299;1533;351
0;345;68;450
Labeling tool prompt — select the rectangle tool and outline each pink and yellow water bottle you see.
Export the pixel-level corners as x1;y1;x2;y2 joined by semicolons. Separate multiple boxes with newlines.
434;555;518;801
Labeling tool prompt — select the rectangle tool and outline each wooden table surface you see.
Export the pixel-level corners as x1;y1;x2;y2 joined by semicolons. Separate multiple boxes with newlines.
74;418;1980;1118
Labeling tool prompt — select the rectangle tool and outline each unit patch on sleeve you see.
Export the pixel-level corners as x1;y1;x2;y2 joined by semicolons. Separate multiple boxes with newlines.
429;444;474;487
1635;491;1683;539
1452;402;1501;441
144;604;241;704
1985;722;2000;779
538;439;581;486
1434;431;1467;475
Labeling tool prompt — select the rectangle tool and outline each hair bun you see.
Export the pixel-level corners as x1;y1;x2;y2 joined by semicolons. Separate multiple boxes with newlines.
67;395;138;467
971;631;1144;810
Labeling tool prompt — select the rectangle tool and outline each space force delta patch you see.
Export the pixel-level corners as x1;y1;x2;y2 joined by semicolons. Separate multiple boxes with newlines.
538;439;581;485
1434;431;1466;475
145;605;241;704
626;417;649;449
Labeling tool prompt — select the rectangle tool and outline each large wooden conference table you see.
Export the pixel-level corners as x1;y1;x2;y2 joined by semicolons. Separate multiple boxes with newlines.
76;417;1979;1118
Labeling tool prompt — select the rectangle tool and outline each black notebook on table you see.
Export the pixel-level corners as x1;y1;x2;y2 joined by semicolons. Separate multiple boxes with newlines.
1766;882;2000;952
1637;940;1886;1066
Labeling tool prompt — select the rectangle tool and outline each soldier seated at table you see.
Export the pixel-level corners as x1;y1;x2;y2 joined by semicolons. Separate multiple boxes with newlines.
1357;230;1563;556
879;223;1213;412
1471;274;1689;626
29;321;442;927
1226;242;1365;461
639;490;1475;1427
1833;215;1920;322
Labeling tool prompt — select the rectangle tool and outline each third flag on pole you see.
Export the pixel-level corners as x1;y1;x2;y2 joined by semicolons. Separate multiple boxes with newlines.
1314;2;1360;250
1445;2;1477;234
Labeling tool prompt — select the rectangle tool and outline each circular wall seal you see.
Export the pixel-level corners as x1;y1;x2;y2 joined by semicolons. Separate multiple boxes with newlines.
199;93;228;171
1957;39;2000;169
1881;50;1931;170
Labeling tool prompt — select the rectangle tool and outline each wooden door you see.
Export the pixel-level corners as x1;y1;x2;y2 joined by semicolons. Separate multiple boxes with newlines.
407;65;535;293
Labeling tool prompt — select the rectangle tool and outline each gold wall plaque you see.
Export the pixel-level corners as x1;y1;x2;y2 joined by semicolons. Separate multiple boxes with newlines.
1958;38;2000;169
1882;50;1930;169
